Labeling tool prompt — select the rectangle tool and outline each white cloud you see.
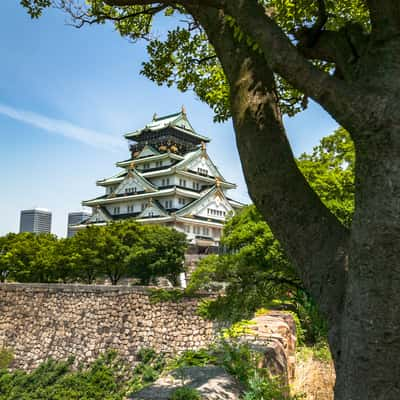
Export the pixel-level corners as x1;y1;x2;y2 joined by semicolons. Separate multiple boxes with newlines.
0;102;125;151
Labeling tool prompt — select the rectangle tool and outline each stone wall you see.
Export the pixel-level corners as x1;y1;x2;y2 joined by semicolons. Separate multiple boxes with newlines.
0;284;217;370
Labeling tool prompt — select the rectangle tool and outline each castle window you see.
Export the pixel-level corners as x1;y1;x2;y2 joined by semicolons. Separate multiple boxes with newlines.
197;167;208;176
113;207;120;215
125;187;137;194
127;205;134;213
165;200;172;209
161;178;170;186
179;178;187;187
202;227;210;236
178;198;186;205
141;203;146;211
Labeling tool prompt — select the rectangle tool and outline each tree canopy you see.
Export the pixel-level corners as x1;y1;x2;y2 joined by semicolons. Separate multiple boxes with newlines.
0;221;187;285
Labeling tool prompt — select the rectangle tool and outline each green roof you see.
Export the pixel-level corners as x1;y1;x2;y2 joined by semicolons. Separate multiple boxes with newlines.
124;110;210;142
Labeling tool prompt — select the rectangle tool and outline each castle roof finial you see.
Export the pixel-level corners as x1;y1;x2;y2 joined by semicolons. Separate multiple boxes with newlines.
152;112;157;121
181;105;186;115
201;141;206;152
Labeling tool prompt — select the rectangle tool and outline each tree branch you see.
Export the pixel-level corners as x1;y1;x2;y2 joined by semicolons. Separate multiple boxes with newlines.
303;0;328;48
63;4;167;28
187;5;349;348
221;0;377;132
104;0;222;8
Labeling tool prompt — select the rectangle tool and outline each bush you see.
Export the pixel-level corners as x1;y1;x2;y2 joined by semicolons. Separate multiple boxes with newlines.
170;386;201;400
0;348;13;369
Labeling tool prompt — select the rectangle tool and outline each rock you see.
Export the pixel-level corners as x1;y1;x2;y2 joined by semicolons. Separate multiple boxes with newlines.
130;366;242;400
239;311;297;383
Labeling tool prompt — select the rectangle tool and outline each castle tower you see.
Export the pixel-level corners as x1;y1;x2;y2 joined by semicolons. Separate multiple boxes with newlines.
69;109;244;256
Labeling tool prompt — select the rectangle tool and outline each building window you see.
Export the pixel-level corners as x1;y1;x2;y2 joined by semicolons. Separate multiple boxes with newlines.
178;198;186;205
127;205;134;213
143;162;150;170
141;203;146;211
125;187;137;194
179;178;187;187
202;227;210;236
184;225;191;233
156;160;163;167
192;182;200;190
148;211;154;217
161;177;170;186
113;207;120;215
194;226;201;235
197;167;208;176
165;200;172;209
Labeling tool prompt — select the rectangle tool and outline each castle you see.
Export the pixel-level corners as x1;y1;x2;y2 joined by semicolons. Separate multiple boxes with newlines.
68;108;243;260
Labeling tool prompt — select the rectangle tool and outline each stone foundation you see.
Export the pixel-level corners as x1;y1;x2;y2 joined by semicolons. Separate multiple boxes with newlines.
0;284;217;370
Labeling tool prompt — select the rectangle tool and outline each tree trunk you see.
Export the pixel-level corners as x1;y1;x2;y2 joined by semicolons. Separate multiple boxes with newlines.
335;128;400;399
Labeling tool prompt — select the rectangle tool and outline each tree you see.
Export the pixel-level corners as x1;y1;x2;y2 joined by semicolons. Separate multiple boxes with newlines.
100;220;143;285
21;1;400;397
69;225;106;284
129;224;187;285
3;233;60;283
297;127;355;227
188;205;302;322
0;233;19;282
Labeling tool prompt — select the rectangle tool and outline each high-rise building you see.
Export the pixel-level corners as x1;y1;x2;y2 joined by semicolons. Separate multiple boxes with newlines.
67;211;92;237
19;208;52;234
68;109;244;254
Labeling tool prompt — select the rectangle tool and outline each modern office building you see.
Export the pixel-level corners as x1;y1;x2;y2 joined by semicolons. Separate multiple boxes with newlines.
67;211;92;237
19;208;52;234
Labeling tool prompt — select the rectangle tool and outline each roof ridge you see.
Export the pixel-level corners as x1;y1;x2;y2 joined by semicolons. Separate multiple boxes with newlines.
153;111;181;121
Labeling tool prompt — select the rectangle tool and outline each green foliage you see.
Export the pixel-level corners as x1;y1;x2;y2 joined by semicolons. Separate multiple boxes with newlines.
0;352;128;400
0;349;14;370
171;340;295;399
188;205;301;322
298;127;355;227
0;220;187;286
128;348;166;393
0;350;167;400
244;372;306;400
0;232;61;283
221;320;255;339
148;288;185;303
170;386;201;400
297;342;332;363
128;224;187;286
168;349;217;370
292;290;328;345
142;27;230;122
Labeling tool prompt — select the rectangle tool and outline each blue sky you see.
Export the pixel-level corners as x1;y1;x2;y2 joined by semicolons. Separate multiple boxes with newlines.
0;0;338;237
